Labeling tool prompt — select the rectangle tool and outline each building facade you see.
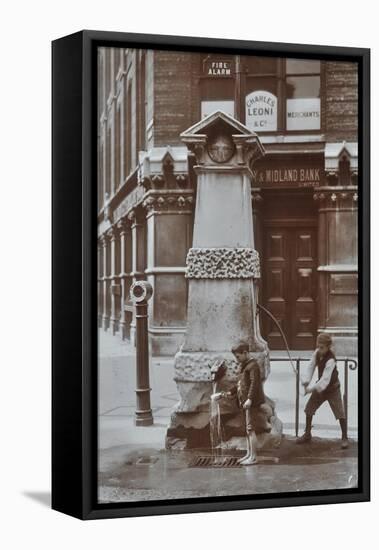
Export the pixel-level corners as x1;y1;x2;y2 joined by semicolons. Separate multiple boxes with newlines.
97;47;358;356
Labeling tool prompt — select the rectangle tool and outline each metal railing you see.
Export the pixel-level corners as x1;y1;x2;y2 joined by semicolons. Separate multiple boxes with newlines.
269;357;358;437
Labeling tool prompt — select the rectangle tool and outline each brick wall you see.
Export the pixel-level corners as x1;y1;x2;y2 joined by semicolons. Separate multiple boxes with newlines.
325;61;358;142
190;54;202;124
153;51;198;146
130;51;137;169
146;50;154;149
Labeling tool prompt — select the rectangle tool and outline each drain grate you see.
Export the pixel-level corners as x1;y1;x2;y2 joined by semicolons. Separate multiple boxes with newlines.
189;455;242;468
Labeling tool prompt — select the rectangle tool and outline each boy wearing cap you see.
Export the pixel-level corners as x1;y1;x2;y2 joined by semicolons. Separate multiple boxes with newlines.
297;333;348;449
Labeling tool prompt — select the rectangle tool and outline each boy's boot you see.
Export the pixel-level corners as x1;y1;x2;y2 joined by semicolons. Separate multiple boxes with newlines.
339;418;349;449
296;415;313;444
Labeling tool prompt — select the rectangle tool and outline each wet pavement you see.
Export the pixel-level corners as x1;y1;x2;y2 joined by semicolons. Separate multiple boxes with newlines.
98;436;358;503
98;329;358;504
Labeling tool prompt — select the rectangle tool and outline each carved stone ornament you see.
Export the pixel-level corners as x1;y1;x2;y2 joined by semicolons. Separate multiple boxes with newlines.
186;247;260;279
174;350;269;382
127;209;136;224
313;189;358;208
174;352;239;382
207;134;235;164
142;192;194;213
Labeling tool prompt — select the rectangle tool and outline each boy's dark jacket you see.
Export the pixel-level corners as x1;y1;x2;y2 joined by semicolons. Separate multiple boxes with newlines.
230;359;265;407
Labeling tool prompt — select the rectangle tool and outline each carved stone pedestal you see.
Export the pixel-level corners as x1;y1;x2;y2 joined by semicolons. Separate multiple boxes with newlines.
166;112;282;449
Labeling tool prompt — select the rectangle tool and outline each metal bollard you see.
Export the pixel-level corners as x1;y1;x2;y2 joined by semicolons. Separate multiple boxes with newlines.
130;281;154;426
343;359;349;436
295;359;300;438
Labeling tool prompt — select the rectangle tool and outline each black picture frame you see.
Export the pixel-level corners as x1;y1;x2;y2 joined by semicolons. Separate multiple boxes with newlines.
52;30;370;520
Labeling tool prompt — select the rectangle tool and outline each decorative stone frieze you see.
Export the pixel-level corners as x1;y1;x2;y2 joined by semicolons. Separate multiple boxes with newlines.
108;224;118;241
127;208;136;224
174;352;239;382
138;146;190;191
174;351;268;382
175;173;188;186
116;218;129;234
142;190;194;213
186;247;260;279
313;187;358;208
112;185;145;223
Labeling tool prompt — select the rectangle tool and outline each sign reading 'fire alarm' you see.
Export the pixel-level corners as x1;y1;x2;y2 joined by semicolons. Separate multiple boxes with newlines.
245;90;277;132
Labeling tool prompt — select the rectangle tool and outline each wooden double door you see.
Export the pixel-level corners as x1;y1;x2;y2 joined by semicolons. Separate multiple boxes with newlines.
261;223;318;350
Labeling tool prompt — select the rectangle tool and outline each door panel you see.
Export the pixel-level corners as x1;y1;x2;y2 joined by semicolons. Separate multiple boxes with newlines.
291;229;317;349
262;225;317;350
263;230;290;349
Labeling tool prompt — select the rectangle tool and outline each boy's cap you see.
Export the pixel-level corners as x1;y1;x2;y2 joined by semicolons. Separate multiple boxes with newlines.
232;341;249;354
317;333;332;346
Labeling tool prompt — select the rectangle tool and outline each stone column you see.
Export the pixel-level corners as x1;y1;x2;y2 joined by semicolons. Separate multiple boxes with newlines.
109;226;120;335
137;146;193;355
314;143;358;356
314;187;358;356
117;218;128;340
166;111;274;448
97;241;103;327
101;233;111;330
143;188;194;355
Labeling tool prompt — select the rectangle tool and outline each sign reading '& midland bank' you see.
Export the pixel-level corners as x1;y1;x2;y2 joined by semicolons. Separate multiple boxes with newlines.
252;158;324;188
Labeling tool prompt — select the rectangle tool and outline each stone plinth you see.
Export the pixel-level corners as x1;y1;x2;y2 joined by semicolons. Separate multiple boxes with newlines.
166;111;280;449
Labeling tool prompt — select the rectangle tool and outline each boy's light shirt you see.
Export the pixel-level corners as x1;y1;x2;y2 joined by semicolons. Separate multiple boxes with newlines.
301;349;336;393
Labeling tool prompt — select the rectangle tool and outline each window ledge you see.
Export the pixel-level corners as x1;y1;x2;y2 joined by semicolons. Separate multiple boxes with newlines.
260;134;325;144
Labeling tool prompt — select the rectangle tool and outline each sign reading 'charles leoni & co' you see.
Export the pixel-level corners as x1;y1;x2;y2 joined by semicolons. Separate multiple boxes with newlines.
245;90;277;132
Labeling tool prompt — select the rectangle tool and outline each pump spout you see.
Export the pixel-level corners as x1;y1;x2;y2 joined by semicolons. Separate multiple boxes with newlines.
210;359;228;383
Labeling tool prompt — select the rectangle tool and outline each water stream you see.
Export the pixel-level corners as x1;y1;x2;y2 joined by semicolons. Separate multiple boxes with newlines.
210;382;224;455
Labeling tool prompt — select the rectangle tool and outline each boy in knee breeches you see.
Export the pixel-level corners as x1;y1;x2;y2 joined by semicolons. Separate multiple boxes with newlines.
297;333;348;449
216;341;272;465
